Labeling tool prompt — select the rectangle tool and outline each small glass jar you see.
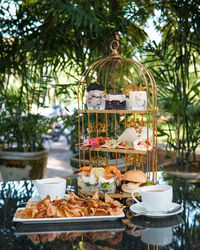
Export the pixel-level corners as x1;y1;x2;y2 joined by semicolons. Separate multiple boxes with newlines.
99;176;116;194
129;91;147;110
86;90;103;110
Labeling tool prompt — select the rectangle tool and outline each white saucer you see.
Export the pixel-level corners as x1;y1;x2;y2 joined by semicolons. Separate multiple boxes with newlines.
130;202;183;218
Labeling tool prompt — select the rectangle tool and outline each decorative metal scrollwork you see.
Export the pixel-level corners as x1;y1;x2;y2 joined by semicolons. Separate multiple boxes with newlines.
125;118;147;128
127;154;146;167
88;122;107;133
121;84;145;95
90;156;107;167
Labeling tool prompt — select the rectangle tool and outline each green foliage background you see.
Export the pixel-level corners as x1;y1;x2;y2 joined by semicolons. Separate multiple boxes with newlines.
0;0;199;169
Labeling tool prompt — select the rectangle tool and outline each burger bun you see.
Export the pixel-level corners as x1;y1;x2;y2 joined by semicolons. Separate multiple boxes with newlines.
121;182;141;193
121;170;147;193
122;169;147;183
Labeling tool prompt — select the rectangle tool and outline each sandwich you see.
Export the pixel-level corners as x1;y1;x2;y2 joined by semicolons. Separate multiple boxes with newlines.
121;169;148;193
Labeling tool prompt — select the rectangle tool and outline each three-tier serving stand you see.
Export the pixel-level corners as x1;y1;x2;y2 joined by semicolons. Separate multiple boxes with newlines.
77;41;157;206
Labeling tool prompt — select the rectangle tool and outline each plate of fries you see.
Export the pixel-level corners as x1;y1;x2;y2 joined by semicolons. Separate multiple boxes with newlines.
13;190;125;224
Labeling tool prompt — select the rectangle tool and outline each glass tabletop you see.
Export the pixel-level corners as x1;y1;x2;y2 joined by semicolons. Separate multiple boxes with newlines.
0;171;199;250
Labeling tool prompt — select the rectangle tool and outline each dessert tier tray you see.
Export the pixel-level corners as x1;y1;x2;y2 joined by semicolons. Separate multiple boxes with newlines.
80;146;153;155
79;109;153;114
79;189;140;199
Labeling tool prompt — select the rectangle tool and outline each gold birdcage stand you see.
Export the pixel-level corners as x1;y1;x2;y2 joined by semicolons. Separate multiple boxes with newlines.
77;40;157;201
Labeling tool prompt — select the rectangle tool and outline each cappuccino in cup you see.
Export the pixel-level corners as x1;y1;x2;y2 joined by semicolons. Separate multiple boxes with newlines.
35;177;66;200
132;185;173;211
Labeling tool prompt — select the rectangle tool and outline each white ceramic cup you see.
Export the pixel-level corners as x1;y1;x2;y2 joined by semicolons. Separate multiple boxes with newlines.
34;177;66;200
132;185;173;211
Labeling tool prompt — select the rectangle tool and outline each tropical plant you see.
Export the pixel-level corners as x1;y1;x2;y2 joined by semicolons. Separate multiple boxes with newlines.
0;0;152;153
0;98;52;152
143;0;200;170
0;20;56;152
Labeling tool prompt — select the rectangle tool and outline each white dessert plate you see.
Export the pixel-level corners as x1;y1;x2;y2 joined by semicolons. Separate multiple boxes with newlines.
13;209;125;224
130;202;183;218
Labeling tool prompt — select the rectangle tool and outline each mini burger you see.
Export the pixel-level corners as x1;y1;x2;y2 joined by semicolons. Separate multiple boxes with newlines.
121;170;147;193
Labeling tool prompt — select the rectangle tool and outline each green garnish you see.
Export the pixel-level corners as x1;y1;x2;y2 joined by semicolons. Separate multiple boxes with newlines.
143;181;153;186
101;182;115;189
85;182;98;187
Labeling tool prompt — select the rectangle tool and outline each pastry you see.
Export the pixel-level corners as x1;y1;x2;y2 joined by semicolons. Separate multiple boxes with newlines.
83;137;110;148
133;127;153;151
137;127;153;141
133;138;152;151
117;127;137;143
105;94;126;110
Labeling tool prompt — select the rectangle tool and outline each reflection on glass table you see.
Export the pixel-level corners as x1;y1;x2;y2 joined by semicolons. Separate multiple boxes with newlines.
15;220;125;246
126;215;183;246
0;172;200;249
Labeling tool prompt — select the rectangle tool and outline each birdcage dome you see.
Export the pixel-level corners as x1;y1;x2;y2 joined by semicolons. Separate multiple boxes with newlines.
78;40;157;112
77;41;157;198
